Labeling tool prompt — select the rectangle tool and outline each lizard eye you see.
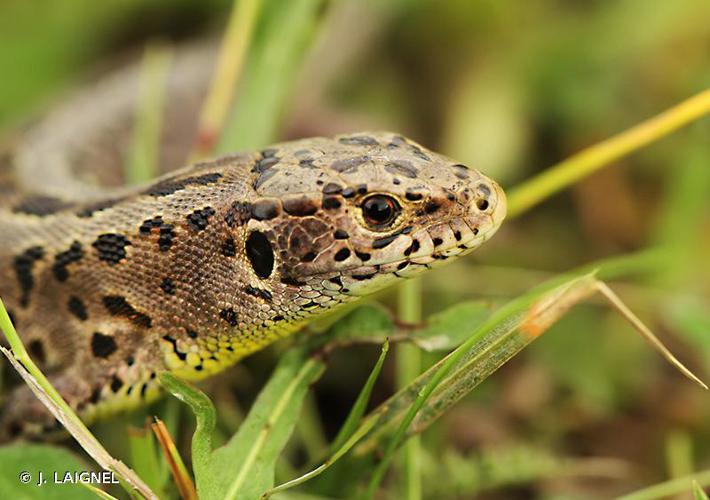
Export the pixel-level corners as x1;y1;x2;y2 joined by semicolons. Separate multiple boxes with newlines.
361;195;400;230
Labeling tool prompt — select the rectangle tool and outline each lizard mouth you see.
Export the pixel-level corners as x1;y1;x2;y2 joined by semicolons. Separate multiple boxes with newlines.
355;218;496;272
295;182;507;296
299;214;501;297
343;180;507;277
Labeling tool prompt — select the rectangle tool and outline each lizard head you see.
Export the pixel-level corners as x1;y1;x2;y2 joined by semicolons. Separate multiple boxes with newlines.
241;131;506;324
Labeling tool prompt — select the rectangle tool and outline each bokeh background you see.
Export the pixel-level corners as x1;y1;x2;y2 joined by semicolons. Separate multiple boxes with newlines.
1;1;709;498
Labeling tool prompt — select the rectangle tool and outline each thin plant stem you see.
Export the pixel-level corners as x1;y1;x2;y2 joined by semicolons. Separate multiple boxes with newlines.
396;279;422;500
263;341;389;497
151;418;197;500
193;0;263;157
294;394;329;464
216;0;327;152
618;469;710;500
0;298;157;499
506;88;710;219
126;43;171;185
665;430;694;480
595;281;707;389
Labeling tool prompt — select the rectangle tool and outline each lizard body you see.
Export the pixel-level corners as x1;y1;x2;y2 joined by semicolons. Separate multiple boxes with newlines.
0;50;506;439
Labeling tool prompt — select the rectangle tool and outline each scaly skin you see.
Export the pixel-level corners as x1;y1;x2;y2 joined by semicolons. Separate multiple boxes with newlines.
0;53;506;441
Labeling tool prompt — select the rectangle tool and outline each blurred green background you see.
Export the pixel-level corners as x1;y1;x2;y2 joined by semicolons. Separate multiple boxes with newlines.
1;0;709;498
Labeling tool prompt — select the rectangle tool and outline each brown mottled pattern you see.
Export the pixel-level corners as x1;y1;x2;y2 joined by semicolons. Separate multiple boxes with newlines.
0;130;507;438
0;50;506;440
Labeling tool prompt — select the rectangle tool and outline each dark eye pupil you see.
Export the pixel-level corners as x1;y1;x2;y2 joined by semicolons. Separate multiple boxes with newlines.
363;196;396;226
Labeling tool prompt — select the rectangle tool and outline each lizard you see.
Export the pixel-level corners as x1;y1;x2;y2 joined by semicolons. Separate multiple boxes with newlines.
0;47;507;440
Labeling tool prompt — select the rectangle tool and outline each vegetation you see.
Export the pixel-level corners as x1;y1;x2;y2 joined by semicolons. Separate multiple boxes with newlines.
1;1;709;498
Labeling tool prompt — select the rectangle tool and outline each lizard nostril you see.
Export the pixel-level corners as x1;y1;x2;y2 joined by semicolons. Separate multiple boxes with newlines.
476;199;489;211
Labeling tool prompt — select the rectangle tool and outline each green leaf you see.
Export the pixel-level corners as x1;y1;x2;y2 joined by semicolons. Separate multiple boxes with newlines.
330;340;390;454
218;0;328;151
158;372;216;486
363;272;603;495
311;300;490;352
162;348;325;500
0;444;96;499
321;304;394;344
359;273;599;462
128;427;164;497
411;300;490;351
266;341;390;497
693;480;710;500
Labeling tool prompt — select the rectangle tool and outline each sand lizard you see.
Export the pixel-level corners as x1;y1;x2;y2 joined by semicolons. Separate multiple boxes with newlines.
0;48;506;439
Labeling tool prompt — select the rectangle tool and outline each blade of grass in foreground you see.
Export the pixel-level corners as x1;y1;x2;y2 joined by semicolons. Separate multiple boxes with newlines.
363;262;706;495
161;347;324;500
128;425;165;497
396;279;423;500
265;341;390;498
157;373;215;489
0;298;157;499
330;340;389;455
151;418;196;500
694;480;710;500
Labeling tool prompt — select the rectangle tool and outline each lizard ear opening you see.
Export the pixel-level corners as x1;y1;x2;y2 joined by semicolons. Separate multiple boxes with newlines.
246;231;274;279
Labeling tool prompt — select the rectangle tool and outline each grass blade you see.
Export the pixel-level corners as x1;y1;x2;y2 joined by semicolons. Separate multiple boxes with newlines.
157;373;216;486
162;349;325;500
80;483;120;500
126;43;171;185
618;470;710;500
0;298;156;499
265;341;390;497
151;418;196;500
217;0;328;151
221;350;324;500
396;279;422;500
193;0;263;157
595;282;707;389
506;88;710;218
693;480;710;500
330;340;390;455
128;425;164;497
